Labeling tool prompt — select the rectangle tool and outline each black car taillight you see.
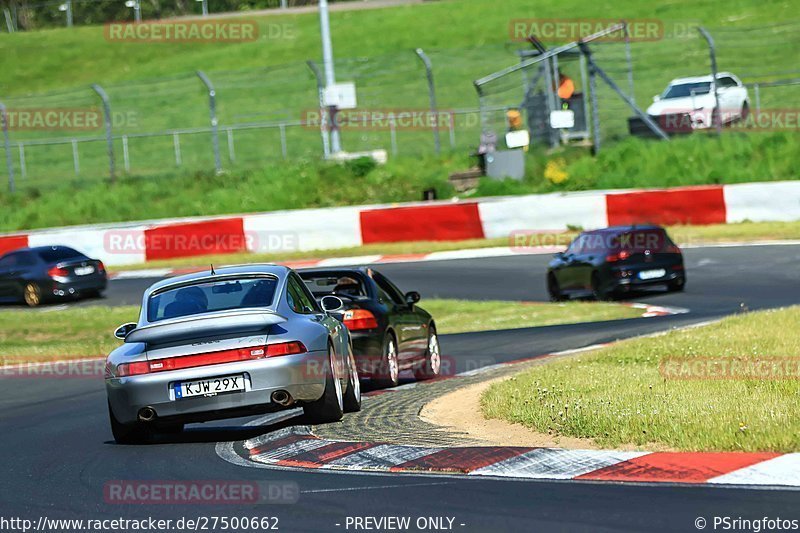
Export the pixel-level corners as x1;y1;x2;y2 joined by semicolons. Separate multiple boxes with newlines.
605;250;631;263
47;265;69;278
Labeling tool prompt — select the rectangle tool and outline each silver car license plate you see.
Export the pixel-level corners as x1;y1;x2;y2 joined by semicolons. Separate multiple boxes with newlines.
173;374;245;399
74;266;95;276
639;269;666;280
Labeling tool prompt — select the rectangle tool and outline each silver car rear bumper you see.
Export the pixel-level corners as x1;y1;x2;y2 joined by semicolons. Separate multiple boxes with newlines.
106;350;328;425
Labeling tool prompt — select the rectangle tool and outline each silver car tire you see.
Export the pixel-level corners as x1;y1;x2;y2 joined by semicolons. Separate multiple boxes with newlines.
108;401;152;445
342;346;362;413
303;343;345;423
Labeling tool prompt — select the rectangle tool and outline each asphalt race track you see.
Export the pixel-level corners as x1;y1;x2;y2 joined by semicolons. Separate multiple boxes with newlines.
1;243;800;532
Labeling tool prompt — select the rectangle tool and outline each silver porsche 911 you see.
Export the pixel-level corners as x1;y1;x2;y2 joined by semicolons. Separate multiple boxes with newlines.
105;264;361;444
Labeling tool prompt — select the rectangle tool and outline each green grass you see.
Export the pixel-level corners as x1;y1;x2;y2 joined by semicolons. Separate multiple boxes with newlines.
0;306;138;361
423;300;642;334
0;299;641;362
0;0;798;229
105;220;800;272
482;306;800;452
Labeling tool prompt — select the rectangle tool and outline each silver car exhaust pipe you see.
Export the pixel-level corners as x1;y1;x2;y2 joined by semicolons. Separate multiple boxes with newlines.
138;407;157;422
271;390;293;407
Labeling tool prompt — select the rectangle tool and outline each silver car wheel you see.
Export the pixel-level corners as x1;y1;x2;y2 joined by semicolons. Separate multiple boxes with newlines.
330;349;344;413
429;333;441;375
387;338;399;383
349;351;361;401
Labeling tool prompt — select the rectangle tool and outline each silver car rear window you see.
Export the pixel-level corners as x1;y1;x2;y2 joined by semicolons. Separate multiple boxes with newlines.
147;275;279;322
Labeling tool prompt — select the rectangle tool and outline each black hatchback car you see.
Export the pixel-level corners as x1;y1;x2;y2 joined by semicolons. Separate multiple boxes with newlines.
0;245;107;306
299;267;440;388
547;225;685;300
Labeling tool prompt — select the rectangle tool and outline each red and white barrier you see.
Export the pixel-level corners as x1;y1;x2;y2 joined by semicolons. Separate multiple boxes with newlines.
1;180;798;266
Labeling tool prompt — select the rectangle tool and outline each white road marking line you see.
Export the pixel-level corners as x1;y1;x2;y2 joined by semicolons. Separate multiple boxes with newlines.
300;481;456;494
317;255;384;267
110;268;174;279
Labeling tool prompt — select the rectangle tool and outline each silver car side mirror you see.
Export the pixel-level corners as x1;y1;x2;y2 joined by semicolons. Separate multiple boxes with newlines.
320;295;344;313
114;322;137;340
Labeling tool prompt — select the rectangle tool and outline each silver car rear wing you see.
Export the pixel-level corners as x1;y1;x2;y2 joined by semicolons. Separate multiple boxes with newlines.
126;309;287;346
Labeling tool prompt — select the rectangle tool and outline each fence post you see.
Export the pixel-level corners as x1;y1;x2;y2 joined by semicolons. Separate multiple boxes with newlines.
227;128;236;162
90;84;116;182
584;50;601;154
122;135;130;172
279;124;287;159
173;133;182;166
18;143;26;179
0;102;14;193
64;0;73;27
389;113;398;155
415;48;441;154
697;27;722;136
754;83;761;115
195;70;222;173
580;42;669;143
3;8;14;32
307;60;331;159
624;22;635;105
71;139;80;175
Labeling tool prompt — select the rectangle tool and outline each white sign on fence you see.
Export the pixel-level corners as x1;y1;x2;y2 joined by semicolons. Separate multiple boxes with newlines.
323;82;357;109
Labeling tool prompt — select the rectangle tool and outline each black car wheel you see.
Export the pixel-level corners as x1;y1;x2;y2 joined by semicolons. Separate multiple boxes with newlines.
108;401;152;445
303;344;345;423
374;332;400;388
23;282;42;307
591;272;613;301
342;346;362;413
668;276;686;292
547;273;566;302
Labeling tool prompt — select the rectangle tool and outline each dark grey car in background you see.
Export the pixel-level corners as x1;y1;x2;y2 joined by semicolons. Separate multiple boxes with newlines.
0;245;107;306
547;225;686;300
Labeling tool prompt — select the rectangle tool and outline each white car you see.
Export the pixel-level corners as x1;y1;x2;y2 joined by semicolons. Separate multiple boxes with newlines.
647;72;750;130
